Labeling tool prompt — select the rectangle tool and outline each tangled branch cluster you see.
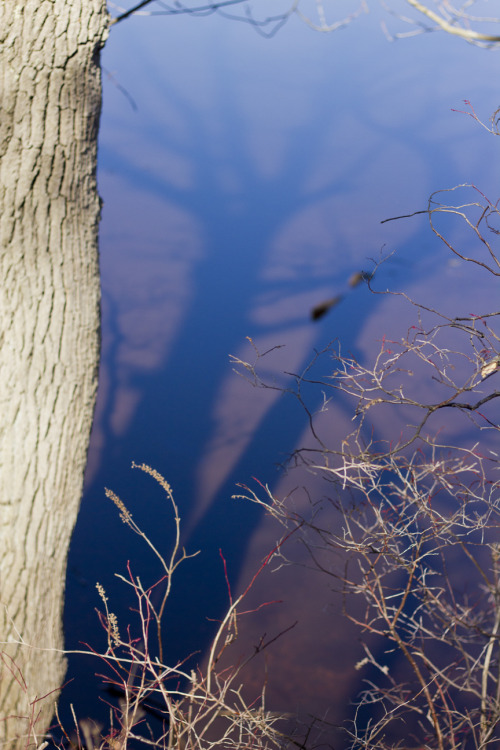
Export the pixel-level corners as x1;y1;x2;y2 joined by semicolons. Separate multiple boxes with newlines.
54;463;304;750
232;112;500;748
109;0;500;45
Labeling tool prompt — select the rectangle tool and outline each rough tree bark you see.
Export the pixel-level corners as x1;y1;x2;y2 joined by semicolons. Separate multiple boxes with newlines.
0;3;109;746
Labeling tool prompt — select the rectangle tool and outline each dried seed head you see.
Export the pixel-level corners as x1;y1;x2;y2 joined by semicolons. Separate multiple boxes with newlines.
108;612;121;647
132;462;172;495
96;582;108;603
105;488;133;525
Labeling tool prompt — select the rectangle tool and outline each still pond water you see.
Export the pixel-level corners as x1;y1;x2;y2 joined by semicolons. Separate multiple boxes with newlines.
61;2;499;742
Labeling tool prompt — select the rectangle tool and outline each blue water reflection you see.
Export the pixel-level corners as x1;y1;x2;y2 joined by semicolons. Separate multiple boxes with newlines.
61;6;499;743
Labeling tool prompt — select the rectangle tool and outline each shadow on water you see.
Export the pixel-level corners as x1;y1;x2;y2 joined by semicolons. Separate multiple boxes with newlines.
58;23;491;740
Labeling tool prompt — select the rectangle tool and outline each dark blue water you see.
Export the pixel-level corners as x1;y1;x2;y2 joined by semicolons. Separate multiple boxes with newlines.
60;4;500;743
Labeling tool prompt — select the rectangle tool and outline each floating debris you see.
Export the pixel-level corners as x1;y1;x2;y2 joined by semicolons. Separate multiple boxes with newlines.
311;270;374;321
348;270;373;288
311;294;344;321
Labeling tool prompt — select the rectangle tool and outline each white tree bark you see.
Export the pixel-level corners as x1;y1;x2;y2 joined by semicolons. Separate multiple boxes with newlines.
0;3;109;745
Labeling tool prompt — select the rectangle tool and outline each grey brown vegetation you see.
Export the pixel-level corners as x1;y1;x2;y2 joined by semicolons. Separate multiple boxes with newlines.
58;464;301;750
233;111;500;748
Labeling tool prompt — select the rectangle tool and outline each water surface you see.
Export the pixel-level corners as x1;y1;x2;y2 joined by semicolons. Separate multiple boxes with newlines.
61;5;500;742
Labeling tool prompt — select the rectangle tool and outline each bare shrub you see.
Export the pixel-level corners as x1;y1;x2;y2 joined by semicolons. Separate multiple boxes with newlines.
53;463;306;750
232;111;500;748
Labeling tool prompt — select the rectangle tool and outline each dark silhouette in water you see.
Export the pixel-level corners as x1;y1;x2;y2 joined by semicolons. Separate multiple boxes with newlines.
311;270;373;320
311;294;344;320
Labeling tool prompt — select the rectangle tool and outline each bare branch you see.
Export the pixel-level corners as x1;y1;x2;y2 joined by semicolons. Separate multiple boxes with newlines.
231;107;500;748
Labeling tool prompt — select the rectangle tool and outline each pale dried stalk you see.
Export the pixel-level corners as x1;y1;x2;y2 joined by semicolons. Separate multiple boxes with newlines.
55;466;301;750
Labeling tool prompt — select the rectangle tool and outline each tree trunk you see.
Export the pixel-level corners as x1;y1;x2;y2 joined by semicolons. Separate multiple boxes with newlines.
0;3;109;746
